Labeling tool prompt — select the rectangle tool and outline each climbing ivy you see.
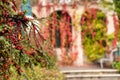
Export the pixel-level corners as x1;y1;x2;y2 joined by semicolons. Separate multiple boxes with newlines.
81;8;114;62
113;0;120;19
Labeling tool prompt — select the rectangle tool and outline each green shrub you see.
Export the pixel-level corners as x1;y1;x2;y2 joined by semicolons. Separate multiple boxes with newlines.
10;66;65;80
113;61;120;72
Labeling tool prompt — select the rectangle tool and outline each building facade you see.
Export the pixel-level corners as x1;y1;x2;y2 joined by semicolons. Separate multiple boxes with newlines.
32;0;116;66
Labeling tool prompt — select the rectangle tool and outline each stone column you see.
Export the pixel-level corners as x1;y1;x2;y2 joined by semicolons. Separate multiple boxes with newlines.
106;11;115;34
72;6;84;66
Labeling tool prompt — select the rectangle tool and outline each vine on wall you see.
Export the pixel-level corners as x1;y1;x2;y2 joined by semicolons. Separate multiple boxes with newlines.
45;10;79;65
81;8;114;62
113;0;120;41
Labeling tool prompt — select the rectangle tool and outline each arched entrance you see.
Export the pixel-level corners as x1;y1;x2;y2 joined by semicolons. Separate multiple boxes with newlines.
49;10;72;49
48;10;74;65
80;8;109;66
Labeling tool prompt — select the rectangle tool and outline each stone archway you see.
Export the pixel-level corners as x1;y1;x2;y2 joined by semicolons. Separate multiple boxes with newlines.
48;10;76;65
80;8;111;67
49;10;72;49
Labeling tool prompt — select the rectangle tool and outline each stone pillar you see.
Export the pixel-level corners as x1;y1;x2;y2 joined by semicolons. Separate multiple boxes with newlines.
72;6;84;66
106;11;115;34
73;28;84;66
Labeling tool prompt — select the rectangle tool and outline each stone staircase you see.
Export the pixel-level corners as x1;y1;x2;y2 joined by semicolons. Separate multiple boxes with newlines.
60;67;120;80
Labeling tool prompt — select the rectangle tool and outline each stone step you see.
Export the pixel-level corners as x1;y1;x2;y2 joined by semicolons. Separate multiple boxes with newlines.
65;74;120;78
60;68;120;80
66;77;120;80
61;69;119;75
61;69;118;73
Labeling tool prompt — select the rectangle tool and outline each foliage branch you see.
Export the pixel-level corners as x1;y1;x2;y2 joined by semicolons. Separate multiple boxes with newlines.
0;0;56;79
